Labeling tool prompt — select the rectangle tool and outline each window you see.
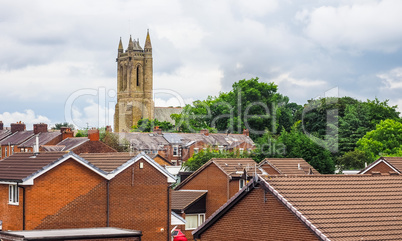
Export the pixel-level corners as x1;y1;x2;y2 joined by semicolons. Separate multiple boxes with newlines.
173;145;180;156
9;185;19;205
218;146;224;152
185;213;205;230
239;148;244;155
194;148;199;154
4;147;7;157
11;145;14;154
239;179;245;190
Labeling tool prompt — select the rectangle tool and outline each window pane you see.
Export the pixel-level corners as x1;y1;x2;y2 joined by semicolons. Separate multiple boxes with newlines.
185;215;198;230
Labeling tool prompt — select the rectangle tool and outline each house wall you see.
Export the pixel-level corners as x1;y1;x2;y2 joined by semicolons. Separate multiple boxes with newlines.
260;163;281;175
229;179;241;198
176;164;228;218
367;161;394;174
0;158;171;241
197;187;320;241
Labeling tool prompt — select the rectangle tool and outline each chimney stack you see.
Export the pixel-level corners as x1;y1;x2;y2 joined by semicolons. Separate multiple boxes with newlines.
106;125;113;133
200;129;209;136
33;123;48;134
154;126;162;135
60;127;74;140
0;121;3;130
88;128;100;141
243;129;249;137
11;121;26;133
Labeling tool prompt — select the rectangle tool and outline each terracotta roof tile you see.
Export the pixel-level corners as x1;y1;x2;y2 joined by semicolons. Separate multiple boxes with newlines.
360;156;402;174
259;158;320;175
79;152;137;172
261;175;402;240
172;190;207;211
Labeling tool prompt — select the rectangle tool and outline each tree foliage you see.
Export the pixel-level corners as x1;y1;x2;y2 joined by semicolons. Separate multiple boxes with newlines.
131;118;174;132
357;119;402;162
52;122;75;130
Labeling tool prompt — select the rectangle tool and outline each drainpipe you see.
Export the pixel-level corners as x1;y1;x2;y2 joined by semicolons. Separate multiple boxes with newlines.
18;185;26;230
106;180;110;227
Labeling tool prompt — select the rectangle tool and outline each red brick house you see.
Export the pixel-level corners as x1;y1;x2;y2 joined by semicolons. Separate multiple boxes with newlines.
175;159;263;213
41;129;117;154
0;122;34;159
0;152;175;241
193;174;402;240
258;158;320;175
118;129;255;166
359;156;402;175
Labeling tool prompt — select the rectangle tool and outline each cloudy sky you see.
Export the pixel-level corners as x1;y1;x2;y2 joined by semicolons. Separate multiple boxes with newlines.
1;0;402;129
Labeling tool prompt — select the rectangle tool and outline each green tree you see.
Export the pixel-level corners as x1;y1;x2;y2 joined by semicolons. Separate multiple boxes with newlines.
52;122;75;130
132;119;174;132
357;119;402;162
337;150;368;171
278;126;335;174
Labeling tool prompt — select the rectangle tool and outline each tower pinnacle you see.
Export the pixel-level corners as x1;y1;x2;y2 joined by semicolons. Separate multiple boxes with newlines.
118;37;123;53
145;29;152;49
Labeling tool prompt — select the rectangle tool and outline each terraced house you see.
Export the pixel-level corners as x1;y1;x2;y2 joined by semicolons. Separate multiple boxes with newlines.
0;152;175;241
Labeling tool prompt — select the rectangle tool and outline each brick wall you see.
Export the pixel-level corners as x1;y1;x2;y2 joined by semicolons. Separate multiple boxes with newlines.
228;179;241;198
72;141;117;154
198;187;320;241
368;161;394;174
0;184;24;230
177;164;228;218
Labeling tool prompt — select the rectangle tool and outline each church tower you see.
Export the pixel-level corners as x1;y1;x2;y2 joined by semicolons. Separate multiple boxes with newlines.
114;30;154;132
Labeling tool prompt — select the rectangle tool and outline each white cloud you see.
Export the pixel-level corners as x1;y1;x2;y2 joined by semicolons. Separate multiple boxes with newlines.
378;67;402;89
301;0;402;52
0;110;51;129
70;98;115;130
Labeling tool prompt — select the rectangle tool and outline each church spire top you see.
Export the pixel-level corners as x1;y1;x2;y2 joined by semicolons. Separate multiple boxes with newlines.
128;35;134;50
144;29;152;49
118;37;123;53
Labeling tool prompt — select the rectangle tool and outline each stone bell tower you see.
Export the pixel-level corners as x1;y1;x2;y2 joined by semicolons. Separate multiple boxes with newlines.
114;30;154;132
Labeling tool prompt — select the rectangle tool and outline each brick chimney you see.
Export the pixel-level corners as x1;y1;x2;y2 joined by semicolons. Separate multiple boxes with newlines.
243;129;249;136
106;125;113;133
11;121;26;133
200;129;209;136
0;121;3;130
33;123;48;134
154;126;162;135
88;128;100;141
60;127;74;140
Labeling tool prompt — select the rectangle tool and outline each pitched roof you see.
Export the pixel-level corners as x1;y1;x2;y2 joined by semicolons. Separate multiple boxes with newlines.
172;190;207;211
80;152;138;172
359;156;402;174
0;130;11;141
117;132;168;150
0;152;68;182
54;137;89;150
175;158;263;190
18;132;61;148
0;131;34;145
259;158;320;175
194;175;402;240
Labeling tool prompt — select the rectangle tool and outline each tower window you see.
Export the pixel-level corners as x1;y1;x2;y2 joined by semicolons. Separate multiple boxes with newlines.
136;66;140;86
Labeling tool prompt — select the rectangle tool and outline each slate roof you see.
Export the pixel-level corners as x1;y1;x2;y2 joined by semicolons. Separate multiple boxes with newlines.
41;137;89;151
0;131;34;145
0;130;11;141
118;132;168;150
18;132;61;148
194;174;402;240
154;107;183;123
360;156;402;174
175;158;264;190
172;190;207;211
80;152;137;172
0;152;68;182
259;158;320;175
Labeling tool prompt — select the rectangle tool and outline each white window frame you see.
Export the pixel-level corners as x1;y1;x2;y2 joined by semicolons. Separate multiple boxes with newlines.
11;145;14;155
4;147;7;157
194;148;199;154
239;148;244;155
173;145;179;156
218;146;224;152
239;179;246;190
185;213;205;230
9;184;19;205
